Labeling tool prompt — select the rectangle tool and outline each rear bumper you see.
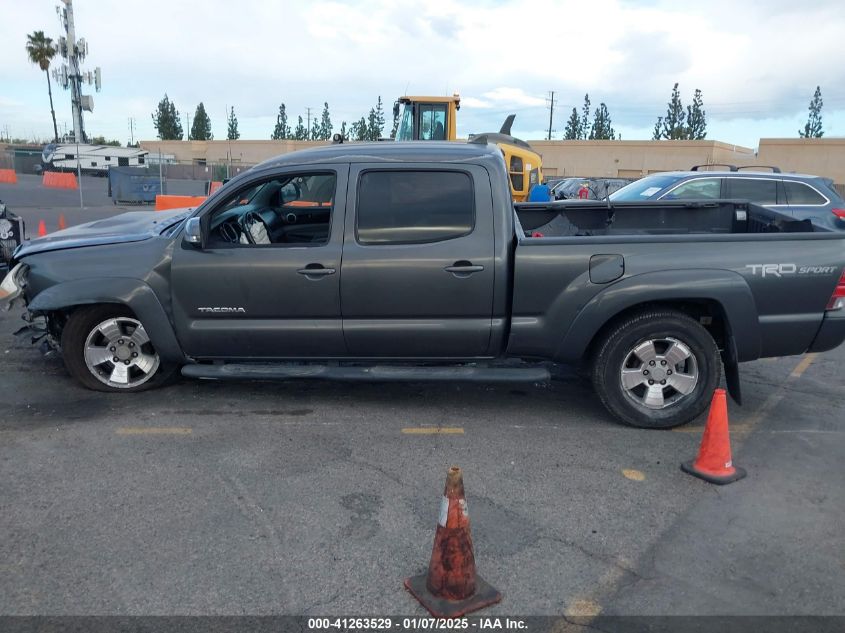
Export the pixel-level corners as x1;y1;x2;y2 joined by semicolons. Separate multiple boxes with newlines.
807;314;845;353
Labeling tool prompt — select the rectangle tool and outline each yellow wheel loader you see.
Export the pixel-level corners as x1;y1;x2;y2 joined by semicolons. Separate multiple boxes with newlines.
393;95;543;202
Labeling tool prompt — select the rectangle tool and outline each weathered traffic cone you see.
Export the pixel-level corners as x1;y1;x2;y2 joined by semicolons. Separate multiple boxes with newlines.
37;219;47;237
681;389;747;485
404;466;502;618
58;214;67;230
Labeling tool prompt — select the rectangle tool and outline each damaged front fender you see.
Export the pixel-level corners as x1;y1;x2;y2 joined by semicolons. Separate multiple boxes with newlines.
26;278;186;363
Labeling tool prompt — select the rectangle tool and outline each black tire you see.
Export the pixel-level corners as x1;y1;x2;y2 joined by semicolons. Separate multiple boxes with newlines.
591;309;721;429
61;304;177;392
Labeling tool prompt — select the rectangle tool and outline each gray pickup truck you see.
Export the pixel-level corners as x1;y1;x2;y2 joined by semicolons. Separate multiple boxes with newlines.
3;141;845;428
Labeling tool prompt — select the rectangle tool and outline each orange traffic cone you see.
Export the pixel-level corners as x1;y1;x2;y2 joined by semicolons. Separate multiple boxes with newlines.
37;220;47;237
58;214;67;230
404;466;502;618
681;389;747;485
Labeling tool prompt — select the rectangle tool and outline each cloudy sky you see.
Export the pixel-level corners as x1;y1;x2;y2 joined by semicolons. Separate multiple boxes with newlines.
2;0;844;148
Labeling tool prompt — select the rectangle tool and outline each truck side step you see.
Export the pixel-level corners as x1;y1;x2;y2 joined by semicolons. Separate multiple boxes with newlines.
181;363;551;383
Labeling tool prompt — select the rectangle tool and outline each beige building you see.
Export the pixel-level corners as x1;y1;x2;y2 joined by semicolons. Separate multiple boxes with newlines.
139;137;845;185
140;139;326;166
527;139;758;179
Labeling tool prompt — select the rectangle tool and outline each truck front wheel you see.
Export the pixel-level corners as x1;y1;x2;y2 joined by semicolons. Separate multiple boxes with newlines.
61;305;176;392
592;309;721;428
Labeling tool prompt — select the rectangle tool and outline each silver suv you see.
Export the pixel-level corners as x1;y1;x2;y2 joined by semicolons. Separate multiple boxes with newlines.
609;165;845;230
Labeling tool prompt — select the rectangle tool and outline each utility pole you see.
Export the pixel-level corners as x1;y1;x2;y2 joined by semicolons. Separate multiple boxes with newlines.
54;0;101;143
547;91;555;141
184;112;191;140
127;117;135;145
306;107;313;140
76;138;83;208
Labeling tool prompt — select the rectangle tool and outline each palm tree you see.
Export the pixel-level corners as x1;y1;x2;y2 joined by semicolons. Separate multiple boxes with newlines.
26;30;60;143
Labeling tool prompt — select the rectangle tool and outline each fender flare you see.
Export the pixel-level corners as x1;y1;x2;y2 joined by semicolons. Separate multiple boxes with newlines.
28;278;185;362
556;269;760;363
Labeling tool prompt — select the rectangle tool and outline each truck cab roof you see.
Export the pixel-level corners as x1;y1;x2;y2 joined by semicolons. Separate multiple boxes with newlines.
254;141;503;170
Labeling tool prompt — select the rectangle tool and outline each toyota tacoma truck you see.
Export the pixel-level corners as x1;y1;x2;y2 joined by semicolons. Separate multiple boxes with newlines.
2;141;845;428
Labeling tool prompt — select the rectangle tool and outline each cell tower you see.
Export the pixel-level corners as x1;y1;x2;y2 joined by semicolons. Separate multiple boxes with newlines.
52;0;101;143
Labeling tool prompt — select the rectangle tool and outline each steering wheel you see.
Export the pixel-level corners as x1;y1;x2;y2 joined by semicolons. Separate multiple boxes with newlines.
240;211;271;245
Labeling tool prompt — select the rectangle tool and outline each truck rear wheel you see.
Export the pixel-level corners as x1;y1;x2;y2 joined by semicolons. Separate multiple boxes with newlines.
61;304;176;392
592;309;721;428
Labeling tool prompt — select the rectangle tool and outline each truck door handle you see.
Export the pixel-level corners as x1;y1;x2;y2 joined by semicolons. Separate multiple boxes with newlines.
444;261;485;276
297;264;336;277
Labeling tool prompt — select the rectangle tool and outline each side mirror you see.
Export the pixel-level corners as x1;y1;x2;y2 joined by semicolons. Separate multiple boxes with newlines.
184;217;203;246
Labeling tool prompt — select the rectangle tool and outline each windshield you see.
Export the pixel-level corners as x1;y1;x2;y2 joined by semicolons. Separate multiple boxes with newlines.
608;174;684;201
396;102;414;141
550;178;579;195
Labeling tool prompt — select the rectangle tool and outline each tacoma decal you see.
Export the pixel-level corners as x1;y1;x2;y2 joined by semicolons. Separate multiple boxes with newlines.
198;307;246;313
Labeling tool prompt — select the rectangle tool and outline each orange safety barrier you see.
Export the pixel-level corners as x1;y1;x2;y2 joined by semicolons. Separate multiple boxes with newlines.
0;169;17;184
155;194;208;211
208;180;223;194
42;171;78;189
283;200;332;207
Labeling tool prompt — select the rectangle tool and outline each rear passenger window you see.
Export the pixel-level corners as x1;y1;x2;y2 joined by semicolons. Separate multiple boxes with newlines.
727;178;778;204
784;181;826;205
357;171;474;245
663;178;720;199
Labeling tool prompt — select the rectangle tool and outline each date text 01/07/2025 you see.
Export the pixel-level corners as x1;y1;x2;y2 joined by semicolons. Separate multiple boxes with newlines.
306;617;528;630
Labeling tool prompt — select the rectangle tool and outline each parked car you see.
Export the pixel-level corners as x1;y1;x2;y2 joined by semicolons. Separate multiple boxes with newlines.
609;165;845;230
3;142;845;429
553;177;634;201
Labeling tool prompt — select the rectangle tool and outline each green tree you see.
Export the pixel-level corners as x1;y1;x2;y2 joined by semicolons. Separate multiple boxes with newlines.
350;117;368;141
655;83;686;139
293;115;307;140
374;96;385;139
25;31;59;143
271;103;290;140
151;93;183;140
226;106;240;140
319;102;333;140
390;103;399;139
190;102;212;140
799;86;824;138
589;103;616;140
366;108;379;140
309;116;320;141
685;89;706;140
563;107;580;140
652;117;663;140
90;136;121;146
579;94;591;140
339;120;347;140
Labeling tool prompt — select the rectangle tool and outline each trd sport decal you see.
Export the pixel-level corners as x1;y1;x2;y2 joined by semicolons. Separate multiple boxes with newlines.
745;264;838;278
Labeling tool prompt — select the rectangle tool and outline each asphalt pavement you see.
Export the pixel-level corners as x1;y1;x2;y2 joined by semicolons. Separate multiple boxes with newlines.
0;176;843;620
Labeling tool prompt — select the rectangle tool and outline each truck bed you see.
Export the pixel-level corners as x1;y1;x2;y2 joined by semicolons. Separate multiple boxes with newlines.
515;200;825;238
